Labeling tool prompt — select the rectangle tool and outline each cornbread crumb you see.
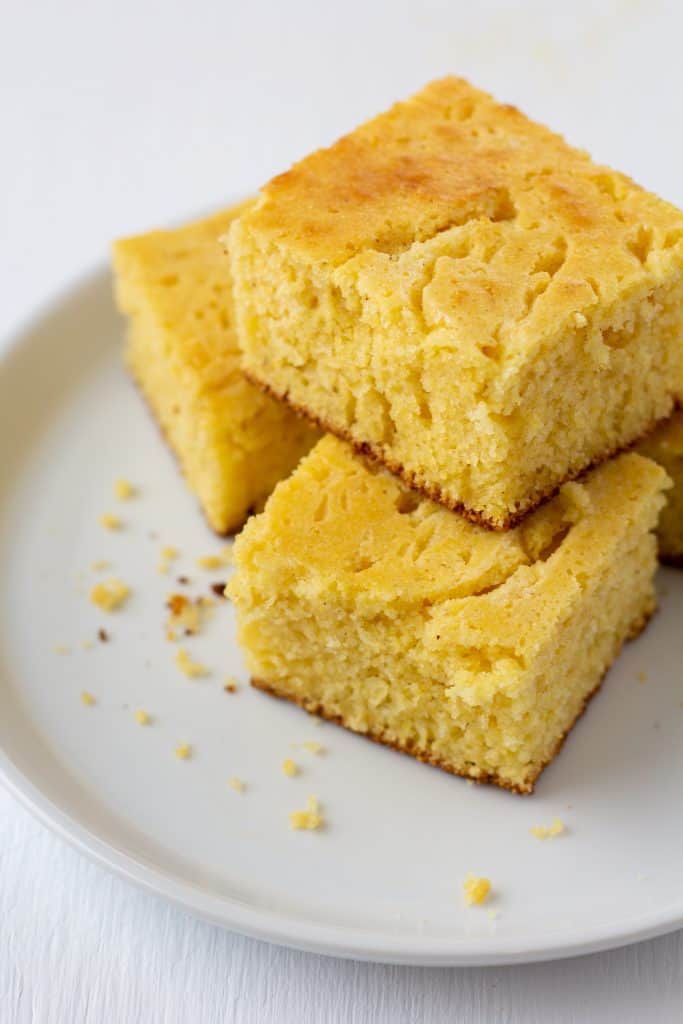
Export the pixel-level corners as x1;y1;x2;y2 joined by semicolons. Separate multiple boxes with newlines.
54;645;71;655
158;546;179;574
81;640;94;650
98;628;109;643
637;670;648;684
134;709;151;725
487;909;499;921
224;677;239;693
210;582;228;599
89;578;130;611
463;874;491;906
282;758;298;777
114;477;136;500
99;513;122;531
90;560;110;572
302;741;324;755
196;548;231;571
175;742;191;760
80;691;96;706
531;817;566;840
289;795;324;830
228;776;245;792
175;647;208;678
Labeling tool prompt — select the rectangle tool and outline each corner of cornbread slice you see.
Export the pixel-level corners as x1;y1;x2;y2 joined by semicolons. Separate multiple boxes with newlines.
112;204;318;535
638;409;683;565
228;436;669;793
228;76;683;529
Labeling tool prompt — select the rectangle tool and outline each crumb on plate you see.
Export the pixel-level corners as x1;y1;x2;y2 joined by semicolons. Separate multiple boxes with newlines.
463;874;491;906
175;742;191;760
114;478;136;500
134;709;151;725
175;647;208;678
302;741;324;755
224;677;239;693
282;758;298;777
289;795;324;830
228;776;245;792
531;817;566;840
80;691;96;706
99;513;122;531
89;579;130;611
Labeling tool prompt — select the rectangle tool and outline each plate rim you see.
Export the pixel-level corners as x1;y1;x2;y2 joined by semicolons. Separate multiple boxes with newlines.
1;264;682;967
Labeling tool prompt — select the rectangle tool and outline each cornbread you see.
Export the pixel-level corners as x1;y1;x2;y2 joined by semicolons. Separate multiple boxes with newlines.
112;205;318;535
229;437;668;793
638;410;683;564
229;77;683;529
289;795;324;830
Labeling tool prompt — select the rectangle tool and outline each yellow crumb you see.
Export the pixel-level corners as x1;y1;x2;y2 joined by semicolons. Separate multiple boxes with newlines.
90;560;110;571
282;758;298;777
89;578;130;611
175;647;208;678
289;794;324;830
175;743;191;760
81;640;94;650
114;477;136;500
637;671;648;684
166;593;213;640
463;874;491;906
134;709;150;725
531;817;566;840
228;776;245;792
196;546;231;570
302;741;324;755
54;644;71;655
80;691;96;706
224;677;239;693
99;513;122;530
161;546;179;560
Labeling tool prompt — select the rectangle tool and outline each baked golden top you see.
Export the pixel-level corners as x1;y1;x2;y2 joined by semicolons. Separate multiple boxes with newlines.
240;76;683;324
239;436;668;630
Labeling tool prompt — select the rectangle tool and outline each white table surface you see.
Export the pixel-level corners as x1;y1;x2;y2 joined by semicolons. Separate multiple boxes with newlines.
2;1;683;1019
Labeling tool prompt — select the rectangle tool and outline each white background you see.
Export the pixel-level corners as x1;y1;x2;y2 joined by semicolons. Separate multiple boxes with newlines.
2;0;683;1019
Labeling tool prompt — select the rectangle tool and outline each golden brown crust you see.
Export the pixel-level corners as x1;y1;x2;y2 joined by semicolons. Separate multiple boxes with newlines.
243;368;669;532
251;602;655;795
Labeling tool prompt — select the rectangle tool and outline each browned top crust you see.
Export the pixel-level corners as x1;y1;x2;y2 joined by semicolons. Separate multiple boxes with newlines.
244;77;683;271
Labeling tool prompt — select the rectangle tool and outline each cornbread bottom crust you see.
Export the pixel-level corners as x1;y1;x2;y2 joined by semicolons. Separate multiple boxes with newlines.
243;369;669;532
128;369;250;537
251;602;655;795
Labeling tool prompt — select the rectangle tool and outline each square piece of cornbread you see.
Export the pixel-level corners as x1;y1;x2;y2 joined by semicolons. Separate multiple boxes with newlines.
229;436;668;793
229;77;683;529
113;205;318;534
638;410;683;565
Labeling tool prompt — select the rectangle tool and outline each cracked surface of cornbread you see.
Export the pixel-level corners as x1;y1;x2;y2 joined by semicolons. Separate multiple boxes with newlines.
229;77;683;528
113;205;318;535
638;410;683;564
229;436;668;793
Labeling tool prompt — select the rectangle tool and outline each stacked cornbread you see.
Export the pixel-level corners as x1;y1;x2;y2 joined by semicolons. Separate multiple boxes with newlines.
225;78;682;792
117;78;681;792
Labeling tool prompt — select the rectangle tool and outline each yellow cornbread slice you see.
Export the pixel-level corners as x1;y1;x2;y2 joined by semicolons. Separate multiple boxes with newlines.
638;409;683;564
229;437;668;793
112;205;318;535
229;77;683;530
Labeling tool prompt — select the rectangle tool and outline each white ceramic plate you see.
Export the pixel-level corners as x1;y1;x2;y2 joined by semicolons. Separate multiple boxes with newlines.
1;268;683;966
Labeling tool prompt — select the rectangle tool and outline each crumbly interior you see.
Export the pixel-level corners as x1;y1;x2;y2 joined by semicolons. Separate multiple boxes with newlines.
229;77;683;528
113;205;318;535
638;410;683;562
229;437;668;792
